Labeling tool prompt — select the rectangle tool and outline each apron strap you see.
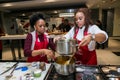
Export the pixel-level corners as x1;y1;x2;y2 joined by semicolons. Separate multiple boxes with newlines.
73;28;79;39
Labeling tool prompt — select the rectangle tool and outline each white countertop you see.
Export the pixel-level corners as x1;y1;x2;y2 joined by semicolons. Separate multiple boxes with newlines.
0;62;52;80
0;34;27;40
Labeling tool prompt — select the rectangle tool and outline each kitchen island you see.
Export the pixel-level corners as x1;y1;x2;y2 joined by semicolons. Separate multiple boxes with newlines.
0;62;52;80
0;61;120;80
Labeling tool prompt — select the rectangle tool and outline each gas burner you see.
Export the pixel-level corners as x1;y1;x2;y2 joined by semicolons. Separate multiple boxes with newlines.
106;70;120;78
46;65;120;80
76;72;103;80
53;73;75;80
76;65;99;73
101;66;117;73
100;65;120;79
76;73;97;80
47;66;75;80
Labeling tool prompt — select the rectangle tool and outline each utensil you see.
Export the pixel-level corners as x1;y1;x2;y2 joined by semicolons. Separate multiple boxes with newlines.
64;53;75;65
0;62;19;75
5;62;18;79
54;56;75;75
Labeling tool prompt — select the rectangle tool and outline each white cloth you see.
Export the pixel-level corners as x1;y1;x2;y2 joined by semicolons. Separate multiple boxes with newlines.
64;25;108;51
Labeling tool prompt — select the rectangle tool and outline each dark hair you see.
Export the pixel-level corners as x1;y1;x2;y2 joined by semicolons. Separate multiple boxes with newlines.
74;8;93;30
64;19;69;22
46;22;49;27
96;20;103;27
96;20;102;25
29;13;45;28
20;20;25;23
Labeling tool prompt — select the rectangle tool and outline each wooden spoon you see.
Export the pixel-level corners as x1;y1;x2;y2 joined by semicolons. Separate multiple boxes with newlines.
64;53;75;65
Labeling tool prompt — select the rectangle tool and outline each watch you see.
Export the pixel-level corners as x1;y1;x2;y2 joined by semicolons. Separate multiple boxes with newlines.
91;34;95;40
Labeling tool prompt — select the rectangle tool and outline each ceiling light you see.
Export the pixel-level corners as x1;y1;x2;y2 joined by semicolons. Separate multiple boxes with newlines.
2;3;12;7
53;11;58;13
45;0;56;2
67;9;74;13
22;13;25;16
102;0;106;3
59;13;74;17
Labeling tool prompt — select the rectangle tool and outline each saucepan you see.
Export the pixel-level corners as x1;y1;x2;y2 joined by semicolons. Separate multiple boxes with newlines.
56;39;78;55
54;56;75;75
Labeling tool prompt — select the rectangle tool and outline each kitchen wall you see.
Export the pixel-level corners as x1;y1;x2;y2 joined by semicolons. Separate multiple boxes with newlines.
0;8;120;36
113;8;120;36
3;15;18;35
107;9;114;36
0;12;3;29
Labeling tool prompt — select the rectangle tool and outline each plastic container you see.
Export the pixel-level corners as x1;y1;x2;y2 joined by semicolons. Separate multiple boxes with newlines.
33;69;42;78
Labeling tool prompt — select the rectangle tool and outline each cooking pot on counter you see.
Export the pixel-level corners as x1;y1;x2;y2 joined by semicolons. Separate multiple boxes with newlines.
54;56;75;75
56;39;77;55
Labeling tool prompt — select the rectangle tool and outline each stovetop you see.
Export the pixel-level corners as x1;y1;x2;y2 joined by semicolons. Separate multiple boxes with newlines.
46;65;120;80
46;65;75;80
75;65;105;80
100;65;120;80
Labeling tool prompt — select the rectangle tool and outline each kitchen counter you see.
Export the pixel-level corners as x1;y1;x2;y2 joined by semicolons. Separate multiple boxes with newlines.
0;34;27;60
0;62;52;80
0;61;120;80
0;34;27;40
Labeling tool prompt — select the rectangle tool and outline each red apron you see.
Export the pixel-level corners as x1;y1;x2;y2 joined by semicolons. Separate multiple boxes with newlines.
0;41;2;50
27;33;48;63
74;28;97;65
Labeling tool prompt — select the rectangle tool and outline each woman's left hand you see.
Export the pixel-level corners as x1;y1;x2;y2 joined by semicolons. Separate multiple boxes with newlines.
79;34;92;46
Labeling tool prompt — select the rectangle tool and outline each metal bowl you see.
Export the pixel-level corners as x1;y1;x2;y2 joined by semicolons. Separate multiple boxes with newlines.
56;39;77;55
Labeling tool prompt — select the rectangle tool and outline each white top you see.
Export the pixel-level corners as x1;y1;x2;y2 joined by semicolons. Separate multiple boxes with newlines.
64;25;108;51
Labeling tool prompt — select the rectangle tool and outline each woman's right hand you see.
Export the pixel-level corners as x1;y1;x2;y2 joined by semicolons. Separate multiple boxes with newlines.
42;49;55;59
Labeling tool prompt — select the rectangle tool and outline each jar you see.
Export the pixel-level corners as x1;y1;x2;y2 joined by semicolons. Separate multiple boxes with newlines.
40;62;46;71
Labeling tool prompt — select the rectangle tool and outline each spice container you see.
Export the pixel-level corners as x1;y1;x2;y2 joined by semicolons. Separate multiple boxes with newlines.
33;69;42;78
40;62;46;71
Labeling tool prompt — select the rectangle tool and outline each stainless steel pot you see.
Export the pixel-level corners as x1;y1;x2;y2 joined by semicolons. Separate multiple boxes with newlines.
56;39;77;55
54;56;75;75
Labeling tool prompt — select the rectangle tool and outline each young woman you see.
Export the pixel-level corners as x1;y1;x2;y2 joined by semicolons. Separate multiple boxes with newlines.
64;8;108;65
24;13;55;62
